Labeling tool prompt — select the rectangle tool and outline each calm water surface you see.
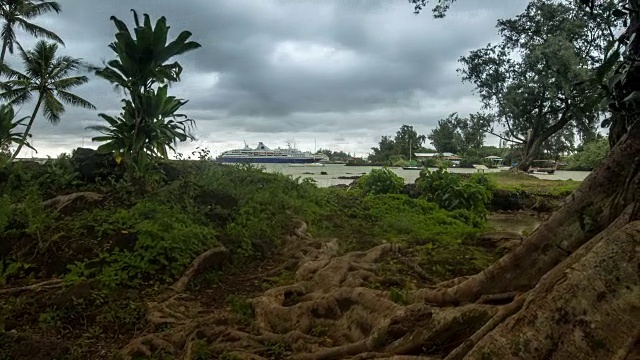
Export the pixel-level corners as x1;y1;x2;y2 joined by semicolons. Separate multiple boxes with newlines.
242;164;591;188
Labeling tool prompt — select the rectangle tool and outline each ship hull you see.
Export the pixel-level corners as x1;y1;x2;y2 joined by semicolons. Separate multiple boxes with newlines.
217;157;318;164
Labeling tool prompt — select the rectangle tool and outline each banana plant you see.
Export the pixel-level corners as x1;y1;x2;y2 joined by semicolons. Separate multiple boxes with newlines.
94;10;201;95
89;10;200;176
0;104;35;155
87;85;194;164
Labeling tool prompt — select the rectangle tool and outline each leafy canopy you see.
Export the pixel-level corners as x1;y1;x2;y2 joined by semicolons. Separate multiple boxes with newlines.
457;0;619;168
0;0;63;63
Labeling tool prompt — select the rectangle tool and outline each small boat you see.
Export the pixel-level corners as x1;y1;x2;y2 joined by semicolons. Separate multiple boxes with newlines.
288;163;325;167
527;160;557;174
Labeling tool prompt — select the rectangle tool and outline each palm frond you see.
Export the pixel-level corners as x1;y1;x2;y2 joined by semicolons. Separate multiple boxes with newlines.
21;1;62;18
42;91;64;124
56;90;95;109
50;75;89;91
15;18;64;44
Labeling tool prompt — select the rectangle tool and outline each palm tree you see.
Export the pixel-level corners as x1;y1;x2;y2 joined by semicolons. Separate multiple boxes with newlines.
0;40;95;160
0;103;34;154
0;0;63;65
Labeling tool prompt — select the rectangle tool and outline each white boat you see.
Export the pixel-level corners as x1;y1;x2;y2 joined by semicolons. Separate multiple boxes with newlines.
217;141;328;164
288;163;325;167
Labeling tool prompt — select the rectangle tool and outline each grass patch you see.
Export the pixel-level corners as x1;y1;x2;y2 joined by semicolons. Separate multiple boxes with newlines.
486;172;580;196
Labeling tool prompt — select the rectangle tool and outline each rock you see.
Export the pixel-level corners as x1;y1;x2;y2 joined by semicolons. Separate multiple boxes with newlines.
320;171;328;175
70;147;118;182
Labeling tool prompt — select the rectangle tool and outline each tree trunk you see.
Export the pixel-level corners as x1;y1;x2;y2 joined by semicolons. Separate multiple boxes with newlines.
10;94;43;161
419;119;640;305
516;137;542;172
0;37;8;66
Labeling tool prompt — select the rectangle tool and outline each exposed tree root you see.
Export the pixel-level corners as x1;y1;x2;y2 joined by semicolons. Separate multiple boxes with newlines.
0;278;63;296
443;294;526;360
391;251;436;284
169;246;228;294
41;191;103;212
118;187;640;360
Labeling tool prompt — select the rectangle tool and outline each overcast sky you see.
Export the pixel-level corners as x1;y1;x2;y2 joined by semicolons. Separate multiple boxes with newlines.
7;0;531;158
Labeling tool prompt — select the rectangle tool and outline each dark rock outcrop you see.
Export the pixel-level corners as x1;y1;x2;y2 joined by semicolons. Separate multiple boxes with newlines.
70;147;119;182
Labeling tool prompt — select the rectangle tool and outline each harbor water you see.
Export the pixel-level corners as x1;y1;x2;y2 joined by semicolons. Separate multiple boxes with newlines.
243;163;592;188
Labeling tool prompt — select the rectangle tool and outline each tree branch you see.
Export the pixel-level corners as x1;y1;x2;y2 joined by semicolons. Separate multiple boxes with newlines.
489;131;523;144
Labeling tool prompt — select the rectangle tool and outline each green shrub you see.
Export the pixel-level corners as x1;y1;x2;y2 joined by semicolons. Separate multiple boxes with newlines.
357;168;404;195
415;167;492;218
95;202;218;288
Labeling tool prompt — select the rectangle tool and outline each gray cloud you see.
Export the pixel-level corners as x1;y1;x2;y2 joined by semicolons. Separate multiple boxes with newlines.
4;0;529;156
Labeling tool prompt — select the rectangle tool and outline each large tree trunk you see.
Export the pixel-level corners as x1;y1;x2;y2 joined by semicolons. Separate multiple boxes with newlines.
420;119;640;305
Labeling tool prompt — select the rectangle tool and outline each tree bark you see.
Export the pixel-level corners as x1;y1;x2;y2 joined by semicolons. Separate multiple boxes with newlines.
0;38;8;66
10;94;43;161
516;104;572;171
419;120;640;305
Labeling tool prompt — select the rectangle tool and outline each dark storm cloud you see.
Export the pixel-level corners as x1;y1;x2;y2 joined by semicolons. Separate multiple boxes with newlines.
5;0;530;155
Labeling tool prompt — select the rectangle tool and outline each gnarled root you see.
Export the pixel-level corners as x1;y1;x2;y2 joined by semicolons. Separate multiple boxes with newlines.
0;278;63;296
169;246;228;294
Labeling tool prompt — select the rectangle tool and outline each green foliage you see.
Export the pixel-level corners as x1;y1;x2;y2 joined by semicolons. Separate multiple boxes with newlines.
92;202;217;288
0;104;34;154
320;191;485;253
227;295;253;319
266;341;290;360
486;171;580;196
369;124;432;164
566;137;609;170
87;85;195;164
0;261;31;285
190;339;211;360
459;0;619;168
89;10;201;179
416;168;492;219
388;286;410;305
0;0;63;64
0;40;95;160
356;168;404;195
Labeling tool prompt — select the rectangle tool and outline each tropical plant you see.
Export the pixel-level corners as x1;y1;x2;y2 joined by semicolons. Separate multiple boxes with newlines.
89;10;201;173
0;0;63;65
94;10;201;95
87;85;195;164
566;136;609;170
415;167;492;217
357;168;404;195
0;40;94;160
0;103;34;154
